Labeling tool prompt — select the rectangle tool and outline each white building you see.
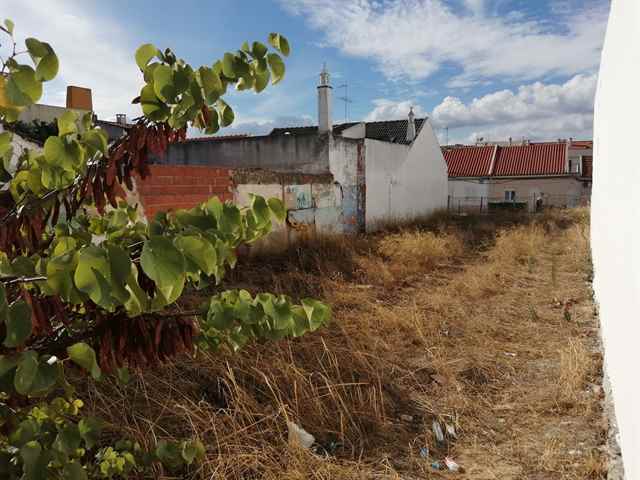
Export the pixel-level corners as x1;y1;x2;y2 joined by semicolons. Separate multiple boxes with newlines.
592;0;640;478
152;67;448;235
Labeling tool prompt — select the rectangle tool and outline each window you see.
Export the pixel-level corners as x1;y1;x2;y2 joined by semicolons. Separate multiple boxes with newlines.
505;190;516;202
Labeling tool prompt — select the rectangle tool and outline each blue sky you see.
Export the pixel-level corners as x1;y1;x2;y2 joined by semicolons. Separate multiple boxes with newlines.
7;0;609;143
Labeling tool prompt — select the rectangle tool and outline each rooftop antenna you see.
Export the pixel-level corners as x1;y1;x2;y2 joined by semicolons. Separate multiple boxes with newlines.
445;126;449;146
337;83;353;123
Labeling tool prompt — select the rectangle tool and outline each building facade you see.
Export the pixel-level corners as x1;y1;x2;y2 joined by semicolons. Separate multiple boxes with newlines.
144;68;448;238
443;141;592;212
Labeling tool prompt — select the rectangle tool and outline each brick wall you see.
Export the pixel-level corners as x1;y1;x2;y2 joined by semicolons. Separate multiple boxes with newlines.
136;165;233;218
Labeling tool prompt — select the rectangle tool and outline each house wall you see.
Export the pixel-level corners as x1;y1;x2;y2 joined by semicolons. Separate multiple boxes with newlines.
365;120;448;230
592;1;640;478
448;179;490;211
156;133;331;175
18;104;88;125
487;177;585;208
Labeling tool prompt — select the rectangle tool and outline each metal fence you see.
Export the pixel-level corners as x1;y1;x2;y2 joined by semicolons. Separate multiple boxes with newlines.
447;194;589;214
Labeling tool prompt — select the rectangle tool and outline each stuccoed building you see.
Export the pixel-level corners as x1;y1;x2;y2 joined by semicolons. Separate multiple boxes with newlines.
140;66;448;242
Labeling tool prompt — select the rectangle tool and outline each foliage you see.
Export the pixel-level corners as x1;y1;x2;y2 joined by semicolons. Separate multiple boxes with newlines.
0;19;329;478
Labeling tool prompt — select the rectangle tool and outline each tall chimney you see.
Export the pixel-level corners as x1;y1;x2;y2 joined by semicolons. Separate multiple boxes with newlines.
66;86;93;111
317;64;332;134
406;106;416;142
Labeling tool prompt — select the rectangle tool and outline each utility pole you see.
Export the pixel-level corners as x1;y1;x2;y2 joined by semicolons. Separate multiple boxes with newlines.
337;83;353;122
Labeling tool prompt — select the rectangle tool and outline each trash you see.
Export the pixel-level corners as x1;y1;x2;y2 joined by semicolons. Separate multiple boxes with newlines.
446;423;457;439
419;447;429;458
400;414;414;422
445;456;464;472
504;352;517;357
431;461;442;470
432;420;445;444
287;421;315;449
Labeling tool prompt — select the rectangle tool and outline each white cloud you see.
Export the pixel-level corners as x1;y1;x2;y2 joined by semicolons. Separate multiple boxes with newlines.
431;73;596;142
365;99;427;121
280;0;608;86
5;0;143;120
463;0;485;15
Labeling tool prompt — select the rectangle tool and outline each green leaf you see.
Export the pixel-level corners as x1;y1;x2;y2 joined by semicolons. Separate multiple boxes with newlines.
63;461;88;480
6;65;42;106
268;33;291;57
267;53;285;84
181;439;205;465
175;235;217;276
153;64;177;102
116;367;130;384
155;440;184;469
252;41;268;59
0;355;18;377
250;194;271;226
14;351;38;395
54;423;82;456
0;283;7;324
217;100;234;127
302;298;331;331
140;237;186;305
25;38;49;58
198;66;222;104
267;197;286;222
4;19;14;35
140;84;168;121
28;360;58;396
74;246;117;310
135;43;159;70
3;300;32;348
253;68;270;93
222;53;237;78
57;110;77;136
67;342;101;380
78;417;103;449
20;441;47;480
81;128;108;156
36;51;58;82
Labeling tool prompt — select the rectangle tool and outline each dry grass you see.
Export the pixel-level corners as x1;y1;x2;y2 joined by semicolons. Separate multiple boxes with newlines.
81;207;607;479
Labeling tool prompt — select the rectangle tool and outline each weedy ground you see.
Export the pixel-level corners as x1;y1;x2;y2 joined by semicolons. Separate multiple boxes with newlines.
84;207;607;479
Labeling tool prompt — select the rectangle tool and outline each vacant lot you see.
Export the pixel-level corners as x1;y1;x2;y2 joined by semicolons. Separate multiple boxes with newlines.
84;208;606;479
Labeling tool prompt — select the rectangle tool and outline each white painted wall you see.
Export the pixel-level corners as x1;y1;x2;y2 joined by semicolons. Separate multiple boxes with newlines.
365;119;448;230
448;179;489;199
592;1;640;478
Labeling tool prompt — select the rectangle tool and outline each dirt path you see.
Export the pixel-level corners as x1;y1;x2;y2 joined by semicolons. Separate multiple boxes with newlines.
382;220;607;479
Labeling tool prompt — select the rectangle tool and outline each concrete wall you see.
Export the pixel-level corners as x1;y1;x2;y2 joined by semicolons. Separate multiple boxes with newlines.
487;176;586;208
157;133;331;175
18;104;88;125
233;170;342;251
592;1;640;478
329;136;365;233
365;120;448;230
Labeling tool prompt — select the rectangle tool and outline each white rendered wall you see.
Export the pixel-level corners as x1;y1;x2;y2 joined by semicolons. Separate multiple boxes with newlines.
592;1;640;478
365;120;448;230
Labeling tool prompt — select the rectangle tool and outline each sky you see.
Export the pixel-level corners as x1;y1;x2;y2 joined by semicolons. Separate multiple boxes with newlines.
4;0;610;144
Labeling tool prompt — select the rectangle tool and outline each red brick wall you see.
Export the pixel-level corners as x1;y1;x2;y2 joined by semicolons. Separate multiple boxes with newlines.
136;165;233;218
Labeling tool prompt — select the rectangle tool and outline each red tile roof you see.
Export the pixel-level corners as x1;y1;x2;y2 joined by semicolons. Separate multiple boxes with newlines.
443;146;495;177
493;143;567;176
443;142;572;177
